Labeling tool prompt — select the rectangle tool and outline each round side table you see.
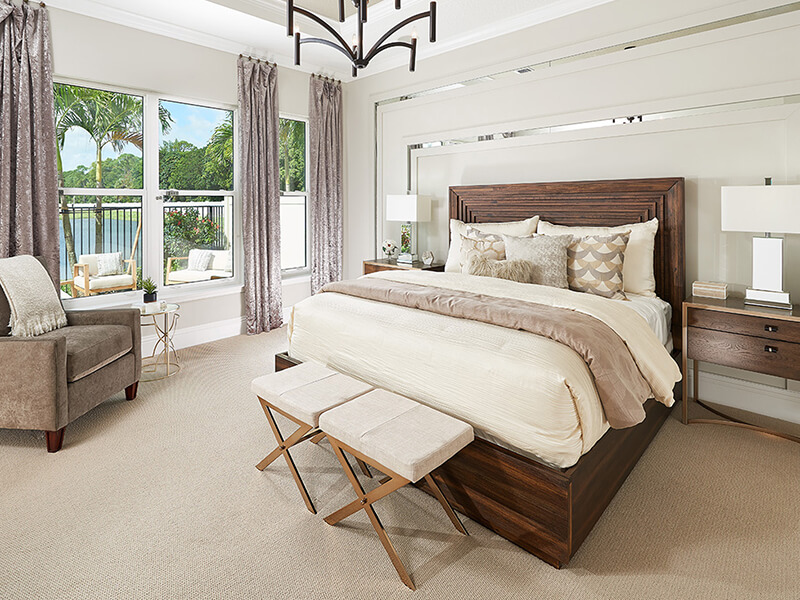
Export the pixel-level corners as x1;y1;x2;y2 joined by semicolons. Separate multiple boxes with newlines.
136;303;181;381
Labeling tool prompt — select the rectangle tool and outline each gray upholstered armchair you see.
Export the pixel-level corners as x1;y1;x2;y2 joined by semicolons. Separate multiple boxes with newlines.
0;288;141;452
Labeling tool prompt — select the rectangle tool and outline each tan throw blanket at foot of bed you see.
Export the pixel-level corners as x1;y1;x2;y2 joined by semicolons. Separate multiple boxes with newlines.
321;278;654;429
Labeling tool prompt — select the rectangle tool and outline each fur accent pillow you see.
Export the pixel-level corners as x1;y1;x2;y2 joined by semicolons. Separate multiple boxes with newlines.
444;216;539;273
567;232;630;299
459;230;505;272
503;234;571;288
96;252;124;276
466;255;536;284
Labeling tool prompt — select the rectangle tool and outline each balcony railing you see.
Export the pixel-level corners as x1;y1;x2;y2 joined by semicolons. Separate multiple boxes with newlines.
58;201;227;282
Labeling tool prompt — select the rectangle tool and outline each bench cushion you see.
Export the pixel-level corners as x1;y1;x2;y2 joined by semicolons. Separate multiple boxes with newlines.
251;362;373;427
319;389;474;483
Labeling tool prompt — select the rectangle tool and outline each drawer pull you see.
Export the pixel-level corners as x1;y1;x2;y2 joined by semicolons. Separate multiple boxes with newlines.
765;325;779;333
765;345;779;354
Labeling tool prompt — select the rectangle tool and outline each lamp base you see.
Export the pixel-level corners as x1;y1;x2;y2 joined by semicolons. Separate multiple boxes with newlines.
745;288;792;310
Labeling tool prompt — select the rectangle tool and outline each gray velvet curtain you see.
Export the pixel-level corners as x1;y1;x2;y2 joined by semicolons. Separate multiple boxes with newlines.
0;1;59;285
309;75;343;294
238;58;282;334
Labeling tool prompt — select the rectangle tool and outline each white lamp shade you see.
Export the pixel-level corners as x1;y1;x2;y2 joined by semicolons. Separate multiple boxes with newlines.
721;185;800;233
386;194;431;223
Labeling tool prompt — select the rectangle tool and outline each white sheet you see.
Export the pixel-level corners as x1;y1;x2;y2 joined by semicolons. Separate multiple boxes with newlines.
288;272;680;468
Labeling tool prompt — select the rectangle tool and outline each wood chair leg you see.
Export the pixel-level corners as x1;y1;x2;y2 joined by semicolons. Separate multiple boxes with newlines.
125;382;139;401
310;432;325;445
355;457;373;478
46;428;65;453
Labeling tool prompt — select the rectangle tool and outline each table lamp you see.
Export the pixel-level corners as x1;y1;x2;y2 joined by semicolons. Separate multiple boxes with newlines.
721;180;800;309
386;194;431;264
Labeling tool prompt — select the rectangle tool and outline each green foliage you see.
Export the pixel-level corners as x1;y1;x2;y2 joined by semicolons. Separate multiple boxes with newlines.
279;118;306;192
163;209;225;261
140;277;157;294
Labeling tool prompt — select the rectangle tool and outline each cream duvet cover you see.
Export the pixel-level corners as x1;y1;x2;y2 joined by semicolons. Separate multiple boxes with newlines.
288;271;681;468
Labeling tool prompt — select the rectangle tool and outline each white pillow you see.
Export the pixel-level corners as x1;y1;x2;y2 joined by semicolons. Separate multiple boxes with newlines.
187;249;213;271
444;216;539;273
537;218;658;297
96;252;124;276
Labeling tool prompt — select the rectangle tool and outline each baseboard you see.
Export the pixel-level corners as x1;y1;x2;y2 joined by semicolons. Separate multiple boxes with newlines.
141;316;246;352
690;367;800;425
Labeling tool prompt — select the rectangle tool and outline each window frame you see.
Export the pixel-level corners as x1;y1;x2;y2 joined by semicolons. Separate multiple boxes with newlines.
279;113;311;277
55;77;242;311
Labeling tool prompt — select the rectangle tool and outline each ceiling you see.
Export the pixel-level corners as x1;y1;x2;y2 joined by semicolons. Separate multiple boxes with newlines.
46;0;614;81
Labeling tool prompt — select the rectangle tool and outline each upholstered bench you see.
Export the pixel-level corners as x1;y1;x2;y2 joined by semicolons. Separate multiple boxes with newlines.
251;362;373;514
319;389;474;590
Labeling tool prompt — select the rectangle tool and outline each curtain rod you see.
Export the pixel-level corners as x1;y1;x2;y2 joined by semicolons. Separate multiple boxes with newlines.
312;73;342;85
239;54;277;68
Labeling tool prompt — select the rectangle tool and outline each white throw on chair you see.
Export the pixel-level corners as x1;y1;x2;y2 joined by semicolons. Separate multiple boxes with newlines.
72;252;137;297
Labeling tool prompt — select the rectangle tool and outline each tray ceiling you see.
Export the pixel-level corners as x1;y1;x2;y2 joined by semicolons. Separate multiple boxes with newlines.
45;0;614;81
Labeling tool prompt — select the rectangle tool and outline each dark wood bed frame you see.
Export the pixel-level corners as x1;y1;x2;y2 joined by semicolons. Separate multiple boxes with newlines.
276;177;685;568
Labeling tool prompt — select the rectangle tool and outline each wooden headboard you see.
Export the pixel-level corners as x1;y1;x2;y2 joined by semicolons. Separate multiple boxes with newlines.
449;178;685;351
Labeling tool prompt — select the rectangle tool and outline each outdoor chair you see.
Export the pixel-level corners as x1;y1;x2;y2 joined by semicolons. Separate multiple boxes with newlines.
166;249;232;285
72;253;137;297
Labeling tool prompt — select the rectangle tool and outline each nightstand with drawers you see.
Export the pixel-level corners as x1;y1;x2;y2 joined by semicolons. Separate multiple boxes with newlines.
682;296;800;443
363;259;445;275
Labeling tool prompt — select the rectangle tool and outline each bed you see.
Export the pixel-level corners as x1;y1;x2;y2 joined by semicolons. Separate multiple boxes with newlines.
278;177;685;567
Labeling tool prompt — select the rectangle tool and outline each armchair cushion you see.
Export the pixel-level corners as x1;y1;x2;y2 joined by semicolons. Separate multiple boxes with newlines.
96;252;125;276
36;325;132;383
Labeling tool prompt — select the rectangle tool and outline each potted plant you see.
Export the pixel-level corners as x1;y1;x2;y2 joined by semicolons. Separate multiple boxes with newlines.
141;278;158;303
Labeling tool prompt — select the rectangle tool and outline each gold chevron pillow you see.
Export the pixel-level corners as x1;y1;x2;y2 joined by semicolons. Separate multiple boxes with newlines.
567;232;630;300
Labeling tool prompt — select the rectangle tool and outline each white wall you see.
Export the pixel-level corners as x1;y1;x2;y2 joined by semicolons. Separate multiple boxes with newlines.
342;0;800;422
50;8;312;348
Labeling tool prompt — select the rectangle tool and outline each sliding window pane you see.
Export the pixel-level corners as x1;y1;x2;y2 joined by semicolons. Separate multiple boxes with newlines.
59;196;142;298
159;100;233;191
55;83;143;189
163;196;233;286
280;196;307;270
279;118;306;193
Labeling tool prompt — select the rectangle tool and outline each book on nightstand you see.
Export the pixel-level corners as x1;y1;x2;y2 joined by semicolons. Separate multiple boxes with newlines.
692;281;728;299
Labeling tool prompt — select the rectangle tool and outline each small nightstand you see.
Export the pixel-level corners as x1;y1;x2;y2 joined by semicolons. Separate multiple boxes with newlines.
363;259;445;275
682;296;800;443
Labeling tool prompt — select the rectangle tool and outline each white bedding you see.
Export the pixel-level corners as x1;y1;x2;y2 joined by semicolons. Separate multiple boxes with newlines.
288;271;681;468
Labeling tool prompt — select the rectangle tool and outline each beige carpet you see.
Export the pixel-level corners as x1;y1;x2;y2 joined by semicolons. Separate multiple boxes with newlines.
1;328;798;600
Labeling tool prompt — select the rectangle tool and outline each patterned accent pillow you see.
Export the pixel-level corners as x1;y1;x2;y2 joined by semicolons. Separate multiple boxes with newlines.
503;234;571;288
466;255;536;284
188;249;213;271
459;228;506;272
567;232;630;299
96;252;124;276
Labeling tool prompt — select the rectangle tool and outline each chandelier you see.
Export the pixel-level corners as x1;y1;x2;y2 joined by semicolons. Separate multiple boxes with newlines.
287;0;438;77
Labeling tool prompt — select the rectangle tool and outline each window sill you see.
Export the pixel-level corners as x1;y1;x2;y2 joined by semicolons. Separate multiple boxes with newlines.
62;280;244;311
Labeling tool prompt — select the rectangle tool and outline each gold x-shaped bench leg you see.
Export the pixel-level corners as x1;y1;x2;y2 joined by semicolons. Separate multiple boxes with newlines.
324;437;469;590
257;397;317;514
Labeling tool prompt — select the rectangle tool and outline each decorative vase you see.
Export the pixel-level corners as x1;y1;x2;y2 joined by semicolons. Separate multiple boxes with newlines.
382;239;398;258
143;291;157;303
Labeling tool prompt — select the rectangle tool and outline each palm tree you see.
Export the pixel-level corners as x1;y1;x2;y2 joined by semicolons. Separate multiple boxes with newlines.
54;84;83;270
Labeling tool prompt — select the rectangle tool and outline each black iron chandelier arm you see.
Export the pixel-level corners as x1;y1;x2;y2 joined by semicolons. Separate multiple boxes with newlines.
299;37;357;61
362;40;414;65
363;9;432;64
292;6;354;57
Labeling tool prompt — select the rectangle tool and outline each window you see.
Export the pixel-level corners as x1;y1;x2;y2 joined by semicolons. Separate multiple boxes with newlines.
55;83;144;298
55;82;238;300
159;100;234;287
279;117;308;272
